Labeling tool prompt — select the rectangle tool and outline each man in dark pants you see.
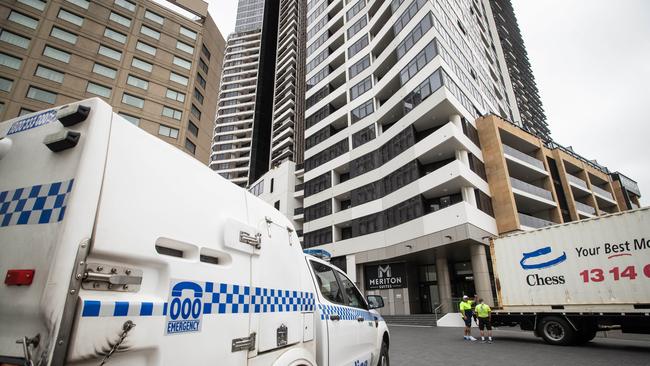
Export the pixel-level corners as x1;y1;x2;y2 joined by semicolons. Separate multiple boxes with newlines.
459;295;477;341
475;298;493;343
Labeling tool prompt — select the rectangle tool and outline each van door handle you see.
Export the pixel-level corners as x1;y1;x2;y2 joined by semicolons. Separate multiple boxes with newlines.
357;316;365;322
329;314;340;321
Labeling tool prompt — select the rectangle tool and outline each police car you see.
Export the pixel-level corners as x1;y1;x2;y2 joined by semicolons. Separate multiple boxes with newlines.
0;99;390;366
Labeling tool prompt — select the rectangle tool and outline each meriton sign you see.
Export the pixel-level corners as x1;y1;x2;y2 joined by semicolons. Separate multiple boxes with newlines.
365;263;407;290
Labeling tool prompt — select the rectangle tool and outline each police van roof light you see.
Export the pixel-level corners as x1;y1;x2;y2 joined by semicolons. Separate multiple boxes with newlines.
303;249;332;261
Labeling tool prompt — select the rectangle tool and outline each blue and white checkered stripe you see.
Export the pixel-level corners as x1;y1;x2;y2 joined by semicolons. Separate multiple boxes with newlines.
81;283;315;318
317;303;377;321
0;180;74;227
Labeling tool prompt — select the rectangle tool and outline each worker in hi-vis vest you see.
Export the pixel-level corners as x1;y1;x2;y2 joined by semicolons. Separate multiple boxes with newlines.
459;295;478;341
475;298;493;343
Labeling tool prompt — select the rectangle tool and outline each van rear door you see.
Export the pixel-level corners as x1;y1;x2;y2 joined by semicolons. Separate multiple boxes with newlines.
0;99;111;365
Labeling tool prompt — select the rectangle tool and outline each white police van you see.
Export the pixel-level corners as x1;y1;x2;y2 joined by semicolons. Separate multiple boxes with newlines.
0;98;390;366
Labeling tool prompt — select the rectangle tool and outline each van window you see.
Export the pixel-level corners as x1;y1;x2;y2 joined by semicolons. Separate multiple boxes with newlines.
311;261;344;304
336;270;367;309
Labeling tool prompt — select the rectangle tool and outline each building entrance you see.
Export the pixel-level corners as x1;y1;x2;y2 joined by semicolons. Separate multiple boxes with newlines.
417;265;439;313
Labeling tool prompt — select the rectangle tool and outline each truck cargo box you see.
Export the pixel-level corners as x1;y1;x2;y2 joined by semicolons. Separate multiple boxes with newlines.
491;208;650;312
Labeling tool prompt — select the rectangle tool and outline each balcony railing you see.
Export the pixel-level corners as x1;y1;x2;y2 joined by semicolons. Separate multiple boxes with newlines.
510;177;554;201
502;145;545;170
592;185;614;200
567;174;588;189
519;213;555;229
574;201;596;215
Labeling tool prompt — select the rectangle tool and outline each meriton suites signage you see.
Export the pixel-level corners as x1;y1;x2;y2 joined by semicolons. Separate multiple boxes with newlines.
365;263;407;290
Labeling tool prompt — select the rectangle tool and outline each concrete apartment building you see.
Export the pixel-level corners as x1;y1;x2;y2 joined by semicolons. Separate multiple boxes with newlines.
210;0;307;187
295;0;642;316
0;0;225;163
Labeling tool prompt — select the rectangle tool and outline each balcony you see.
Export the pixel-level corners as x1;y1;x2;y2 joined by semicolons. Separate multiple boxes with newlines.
574;201;596;216
510;177;553;201
294;207;304;215
295;183;304;192
503;144;545;171
592;185;614;201
567;174;588;189
519;213;555;229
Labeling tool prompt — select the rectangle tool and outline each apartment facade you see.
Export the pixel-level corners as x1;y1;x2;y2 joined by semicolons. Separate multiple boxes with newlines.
297;0;642;316
488;0;550;141
210;0;307;187
0;0;225;163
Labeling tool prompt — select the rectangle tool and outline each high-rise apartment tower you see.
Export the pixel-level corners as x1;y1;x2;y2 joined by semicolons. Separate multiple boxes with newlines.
209;0;307;187
488;0;550;141
0;0;225;163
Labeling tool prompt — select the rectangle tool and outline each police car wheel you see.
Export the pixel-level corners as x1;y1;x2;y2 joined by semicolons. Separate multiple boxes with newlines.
540;316;575;346
378;341;389;366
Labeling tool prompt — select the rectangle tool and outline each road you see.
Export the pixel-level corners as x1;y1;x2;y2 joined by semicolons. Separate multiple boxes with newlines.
389;325;650;366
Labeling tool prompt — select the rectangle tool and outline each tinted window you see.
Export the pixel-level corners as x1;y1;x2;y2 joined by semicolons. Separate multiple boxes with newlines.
335;270;367;309
311;261;344;304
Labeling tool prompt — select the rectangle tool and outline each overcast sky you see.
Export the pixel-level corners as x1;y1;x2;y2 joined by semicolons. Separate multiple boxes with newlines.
206;0;650;205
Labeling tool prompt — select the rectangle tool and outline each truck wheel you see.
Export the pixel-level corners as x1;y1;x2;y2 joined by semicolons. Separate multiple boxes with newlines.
540;316;576;346
378;341;389;366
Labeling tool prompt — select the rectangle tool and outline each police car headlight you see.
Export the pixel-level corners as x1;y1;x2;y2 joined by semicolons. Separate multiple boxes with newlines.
44;129;81;152
57;104;90;127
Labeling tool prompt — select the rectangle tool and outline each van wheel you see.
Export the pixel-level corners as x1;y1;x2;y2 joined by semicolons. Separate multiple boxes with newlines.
540;316;576;346
378;341;389;366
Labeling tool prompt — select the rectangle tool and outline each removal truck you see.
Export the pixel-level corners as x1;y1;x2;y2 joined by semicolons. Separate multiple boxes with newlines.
0;98;390;365
490;208;650;345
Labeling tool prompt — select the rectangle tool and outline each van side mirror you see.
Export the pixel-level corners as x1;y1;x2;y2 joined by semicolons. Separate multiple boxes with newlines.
367;295;384;309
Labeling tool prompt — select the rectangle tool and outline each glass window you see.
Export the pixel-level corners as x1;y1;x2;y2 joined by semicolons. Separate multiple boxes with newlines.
35;65;64;83
347;34;368;58
109;11;131;27
198;58;209;74
349;54;370;79
98;45;122;60
336;271;367;309
144;10;164;24
92;63;117;79
347;16;367;39
136;41;156;56
173;56;191;70
350;76;372;100
121;93;144;108
180;26;197;40
43;46;70;63
127;74;148;90
50;26;78;44
188;121;198;136
196;73;206;88
104;27;127;43
114;0;136;12
118;112;139;126
176;41;194;54
0;30;30;49
310;261;344;304
162;106;182;120
158;125;178;138
86;82;111;97
57;9;84;26
0;77;13;93
27;86;57;104
66;0;89;9
19;108;35;116
346;0;366;21
201;44;211;60
185;138;196;154
8;11;39;29
140;25;160;40
17;0;46;11
165;89;185;102
190;104;201;119
193;88;204;104
169;72;188;86
0;52;23;70
131;57;152;72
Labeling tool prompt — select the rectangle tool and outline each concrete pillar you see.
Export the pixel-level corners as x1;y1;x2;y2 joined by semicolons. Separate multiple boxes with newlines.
450;114;462;130
462;186;477;206
435;248;453;314
470;243;494;306
455;149;469;165
346;254;357;283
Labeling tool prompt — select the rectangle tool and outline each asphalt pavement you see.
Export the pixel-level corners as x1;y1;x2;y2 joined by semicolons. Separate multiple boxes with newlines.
388;325;650;366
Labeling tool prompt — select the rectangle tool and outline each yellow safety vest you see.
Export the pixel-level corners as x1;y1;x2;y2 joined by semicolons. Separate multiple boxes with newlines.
459;300;473;315
475;303;491;318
